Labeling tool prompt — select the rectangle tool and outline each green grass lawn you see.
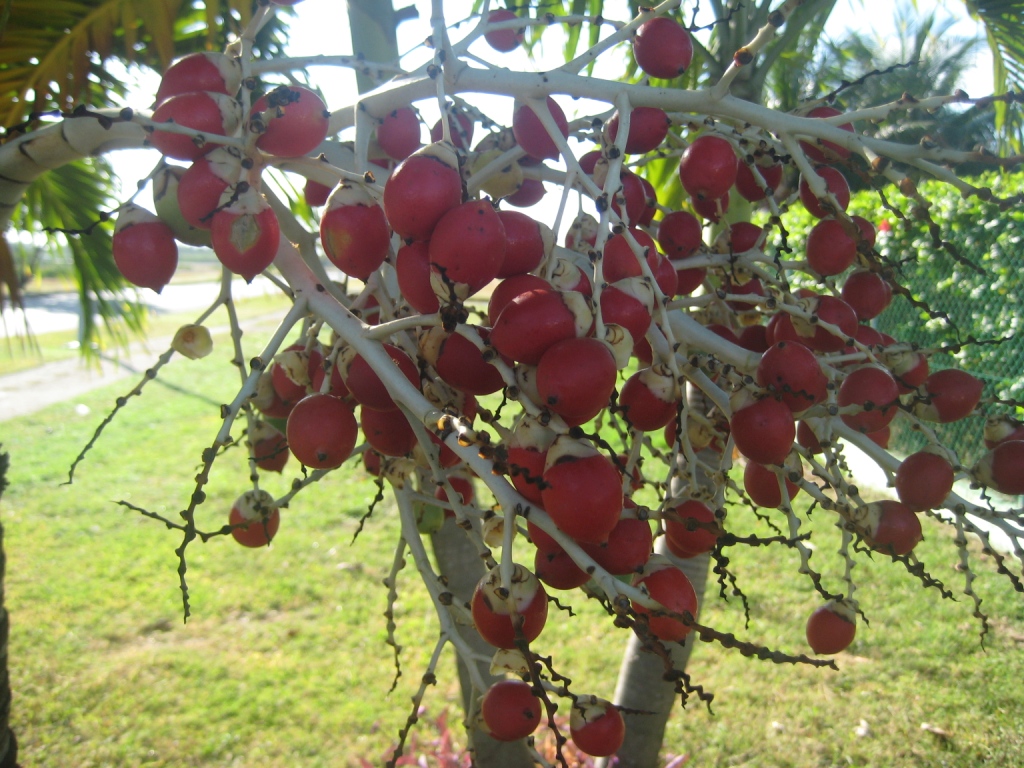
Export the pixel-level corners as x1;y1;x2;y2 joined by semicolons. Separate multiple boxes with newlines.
2;326;1024;766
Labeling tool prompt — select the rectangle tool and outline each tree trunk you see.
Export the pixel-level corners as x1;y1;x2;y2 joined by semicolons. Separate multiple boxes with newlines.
431;517;535;767
598;548;710;768
0;448;19;768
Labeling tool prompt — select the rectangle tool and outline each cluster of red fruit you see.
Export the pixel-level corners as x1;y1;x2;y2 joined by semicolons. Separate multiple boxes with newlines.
112;6;1023;757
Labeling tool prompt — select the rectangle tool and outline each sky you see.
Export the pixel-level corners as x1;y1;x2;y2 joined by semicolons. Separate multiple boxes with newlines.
108;0;994;215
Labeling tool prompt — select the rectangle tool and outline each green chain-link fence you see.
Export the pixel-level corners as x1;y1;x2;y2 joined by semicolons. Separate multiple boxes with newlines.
783;172;1024;466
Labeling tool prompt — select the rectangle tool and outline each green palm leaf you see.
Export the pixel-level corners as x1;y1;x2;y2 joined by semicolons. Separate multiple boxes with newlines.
964;0;1024;150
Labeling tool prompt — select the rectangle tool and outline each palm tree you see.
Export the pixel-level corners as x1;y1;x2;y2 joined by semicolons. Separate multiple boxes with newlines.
0;0;290;354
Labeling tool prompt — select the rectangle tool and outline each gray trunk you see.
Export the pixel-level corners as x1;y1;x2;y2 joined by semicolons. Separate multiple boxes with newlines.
598;548;710;768
431;516;535;767
0;448;18;767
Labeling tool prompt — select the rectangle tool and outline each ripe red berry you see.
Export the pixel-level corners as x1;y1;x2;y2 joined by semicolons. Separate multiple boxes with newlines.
806;600;856;655
838;365;900;434
972;440;1024;496
286;393;358;470
911;369;983;423
570;696;625;758
383;142;463;241
633;16;693;79
112;204;179;292
376;107;422;160
541;437;623;545
756;341;828;413
156;52;242;105
512;97;569;161
679;135;738;201
484;9;525;53
229;490;280;548
664;499;719;557
150;91;242;161
806;217;858;277
735;159;783;202
859;500;922;556
799;105;855;163
799;166;851;218
250;85;329;158
210;187;280;282
471;564;549;649
632;556;699;642
320;182;391;280
606;106;670;154
536;337;617;426
730;394;795;466
428;200;507;299
895;450;954;511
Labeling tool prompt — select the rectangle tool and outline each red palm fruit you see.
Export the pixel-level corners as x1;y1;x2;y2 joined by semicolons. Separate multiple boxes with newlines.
610;170;647;225
911;369;984;423
210;186;280;282
603;228;657;282
112;204;178;292
735;159;783;202
482;680;542;743
973;440;1024;496
360;405;416;457
303;179;331;207
270;345;312;404
430;111;475;149
534;545;591;590
799;166;851;218
487;274;550;326
730;393;795;466
852;215;877;246
420;326;505;396
600;278;654;346
319;182;391;280
512;97;569;161
286;393;358;470
497;210;551;278
797;420;823;453
866;426;891;449
549;257;593;295
798;105;855;163
756;341;828;413
484;9;526;52
838;365;900;433
541;437;623;545
857;500;922;556
580;516;653;576
632;555;699;642
895;450;954;511
435;476;474;510
570;697;625;758
664;499;718;557
536;337;617;426
383;142;463;241
508;418;556;505
491;289;592;365
428;200;506;299
842;269;892;321
619;365;677;431
606;106;670;154
338;343;419;411
471;564;549;649
738;324;770;353
506;176;546;207
376;107;421;160
152;165;211;246
250;85;329;158
885;348;930;394
395;241;440;314
743;460;800;508
251;422;289;473
633;16;693;79
806;217;858;277
229;490;280;548
984;416;1024;449
650;252;678;296
806;600;856;655
679;135;738;200
176;147;241;229
692;192;729;222
791;295;859;352
715;221;763;254
150;91;242;161
155;52;242;104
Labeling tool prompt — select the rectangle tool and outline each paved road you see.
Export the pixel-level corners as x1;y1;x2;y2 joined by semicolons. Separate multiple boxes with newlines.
0;277;279;422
